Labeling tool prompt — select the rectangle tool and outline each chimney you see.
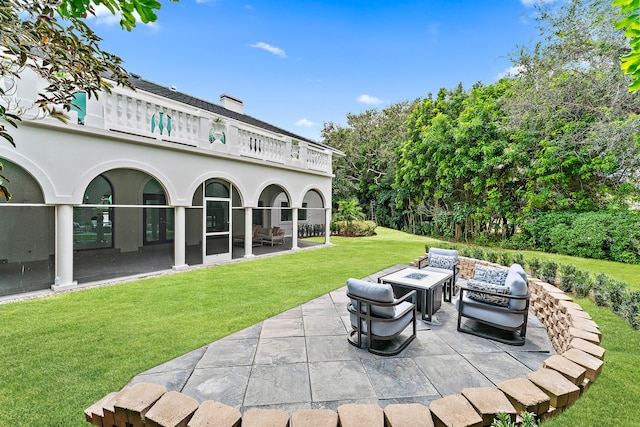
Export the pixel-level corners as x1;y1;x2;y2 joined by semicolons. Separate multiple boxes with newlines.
220;94;244;114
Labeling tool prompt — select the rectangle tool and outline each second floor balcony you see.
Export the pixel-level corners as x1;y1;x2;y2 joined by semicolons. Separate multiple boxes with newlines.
2;70;336;175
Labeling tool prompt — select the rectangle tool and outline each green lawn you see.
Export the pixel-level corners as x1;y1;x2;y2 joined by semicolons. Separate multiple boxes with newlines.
0;228;638;426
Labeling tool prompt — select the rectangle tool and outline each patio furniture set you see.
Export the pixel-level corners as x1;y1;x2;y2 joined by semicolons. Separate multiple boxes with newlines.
233;225;287;247
347;248;531;355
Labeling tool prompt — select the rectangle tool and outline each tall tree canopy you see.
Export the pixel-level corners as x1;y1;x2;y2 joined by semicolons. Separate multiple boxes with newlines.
0;0;171;146
322;100;416;227
506;0;640;212
325;0;640;242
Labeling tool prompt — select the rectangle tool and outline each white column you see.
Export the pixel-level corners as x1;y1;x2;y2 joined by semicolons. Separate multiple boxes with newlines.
325;207;332;245
173;206;188;270
244;207;255;258
52;204;77;291
292;207;299;250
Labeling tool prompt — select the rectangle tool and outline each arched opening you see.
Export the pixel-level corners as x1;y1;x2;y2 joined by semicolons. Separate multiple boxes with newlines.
143;178;174;245
299;189;326;238
0;158;55;296
188;178;243;264
74;175;114;250
257;184;291;233
73;169;174;283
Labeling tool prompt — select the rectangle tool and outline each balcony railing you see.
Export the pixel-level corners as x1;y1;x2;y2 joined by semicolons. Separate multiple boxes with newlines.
3;71;333;174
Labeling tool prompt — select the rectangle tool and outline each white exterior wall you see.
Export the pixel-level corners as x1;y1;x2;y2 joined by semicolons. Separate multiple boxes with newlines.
1;121;332;209
0;69;337;295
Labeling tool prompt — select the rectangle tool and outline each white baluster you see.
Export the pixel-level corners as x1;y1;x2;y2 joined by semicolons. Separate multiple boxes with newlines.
116;95;123;126
126;97;133;128
105;94;113;126
135;100;142;130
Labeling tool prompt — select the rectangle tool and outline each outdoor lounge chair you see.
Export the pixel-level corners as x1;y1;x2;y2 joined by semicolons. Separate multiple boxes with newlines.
346;278;417;356
258;226;285;246
418;247;460;302
455;263;530;345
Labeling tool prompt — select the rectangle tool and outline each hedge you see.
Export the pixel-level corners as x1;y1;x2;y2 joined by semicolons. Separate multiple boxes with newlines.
514;210;640;264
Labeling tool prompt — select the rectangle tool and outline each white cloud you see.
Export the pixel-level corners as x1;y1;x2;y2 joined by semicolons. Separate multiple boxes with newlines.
87;4;159;29
357;94;384;105
497;65;525;79
295;118;315;127
90;4;122;26
250;42;287;58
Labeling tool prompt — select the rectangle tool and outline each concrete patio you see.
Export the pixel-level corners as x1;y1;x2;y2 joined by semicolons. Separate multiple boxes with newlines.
128;264;553;414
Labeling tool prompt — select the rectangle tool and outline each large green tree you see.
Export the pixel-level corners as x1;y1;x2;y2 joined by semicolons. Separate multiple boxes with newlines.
395;81;526;240
1;0;171;146
322;100;416;227
507;0;640;212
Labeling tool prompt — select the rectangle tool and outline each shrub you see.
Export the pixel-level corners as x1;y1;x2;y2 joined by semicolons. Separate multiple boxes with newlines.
592;273;613;307
541;259;558;285
491;412;539;427
517;210;640;264
486;249;499;263
608;280;627;314
460;246;472;257
472;246;485;260
558;264;577;292
511;252;525;266
498;251;512;267
573;269;593;298
619;290;640;330
333;220;376;237
527;257;541;278
502;232;533;250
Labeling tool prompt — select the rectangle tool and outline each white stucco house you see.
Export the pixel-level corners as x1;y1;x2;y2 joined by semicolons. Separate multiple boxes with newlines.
0;68;341;298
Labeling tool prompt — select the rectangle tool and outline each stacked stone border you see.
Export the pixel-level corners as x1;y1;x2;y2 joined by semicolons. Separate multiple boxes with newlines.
84;255;604;427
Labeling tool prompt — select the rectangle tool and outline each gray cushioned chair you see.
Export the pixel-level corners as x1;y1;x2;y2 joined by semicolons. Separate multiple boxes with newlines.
455;263;530;345
346;278;417;356
418;247;460;302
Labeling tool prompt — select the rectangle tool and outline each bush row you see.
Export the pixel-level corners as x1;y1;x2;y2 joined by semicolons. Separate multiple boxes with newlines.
426;243;640;330
330;220;377;237
505;210;640;265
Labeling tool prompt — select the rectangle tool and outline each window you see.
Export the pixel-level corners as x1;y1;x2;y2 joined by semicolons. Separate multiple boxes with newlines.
280;201;292;222
300;202;308;221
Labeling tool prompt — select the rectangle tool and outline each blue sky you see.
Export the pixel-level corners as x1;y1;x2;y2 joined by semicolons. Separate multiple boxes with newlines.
90;0;542;141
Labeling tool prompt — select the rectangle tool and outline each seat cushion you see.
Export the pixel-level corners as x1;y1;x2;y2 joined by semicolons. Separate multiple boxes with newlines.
506;269;529;311
347;278;395;318
456;295;526;329
428;254;456;270
466;279;510;307
350;301;414;337
473;264;509;285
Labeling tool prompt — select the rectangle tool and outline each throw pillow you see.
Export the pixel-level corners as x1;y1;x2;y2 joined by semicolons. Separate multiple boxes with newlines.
428;253;456;270
466;278;510;307
473;264;509;285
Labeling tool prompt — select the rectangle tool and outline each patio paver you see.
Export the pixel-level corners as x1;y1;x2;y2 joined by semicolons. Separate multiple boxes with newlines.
129;265;554;414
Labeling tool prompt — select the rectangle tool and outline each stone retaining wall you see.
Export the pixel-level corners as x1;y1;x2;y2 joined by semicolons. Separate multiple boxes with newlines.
84;255;604;427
